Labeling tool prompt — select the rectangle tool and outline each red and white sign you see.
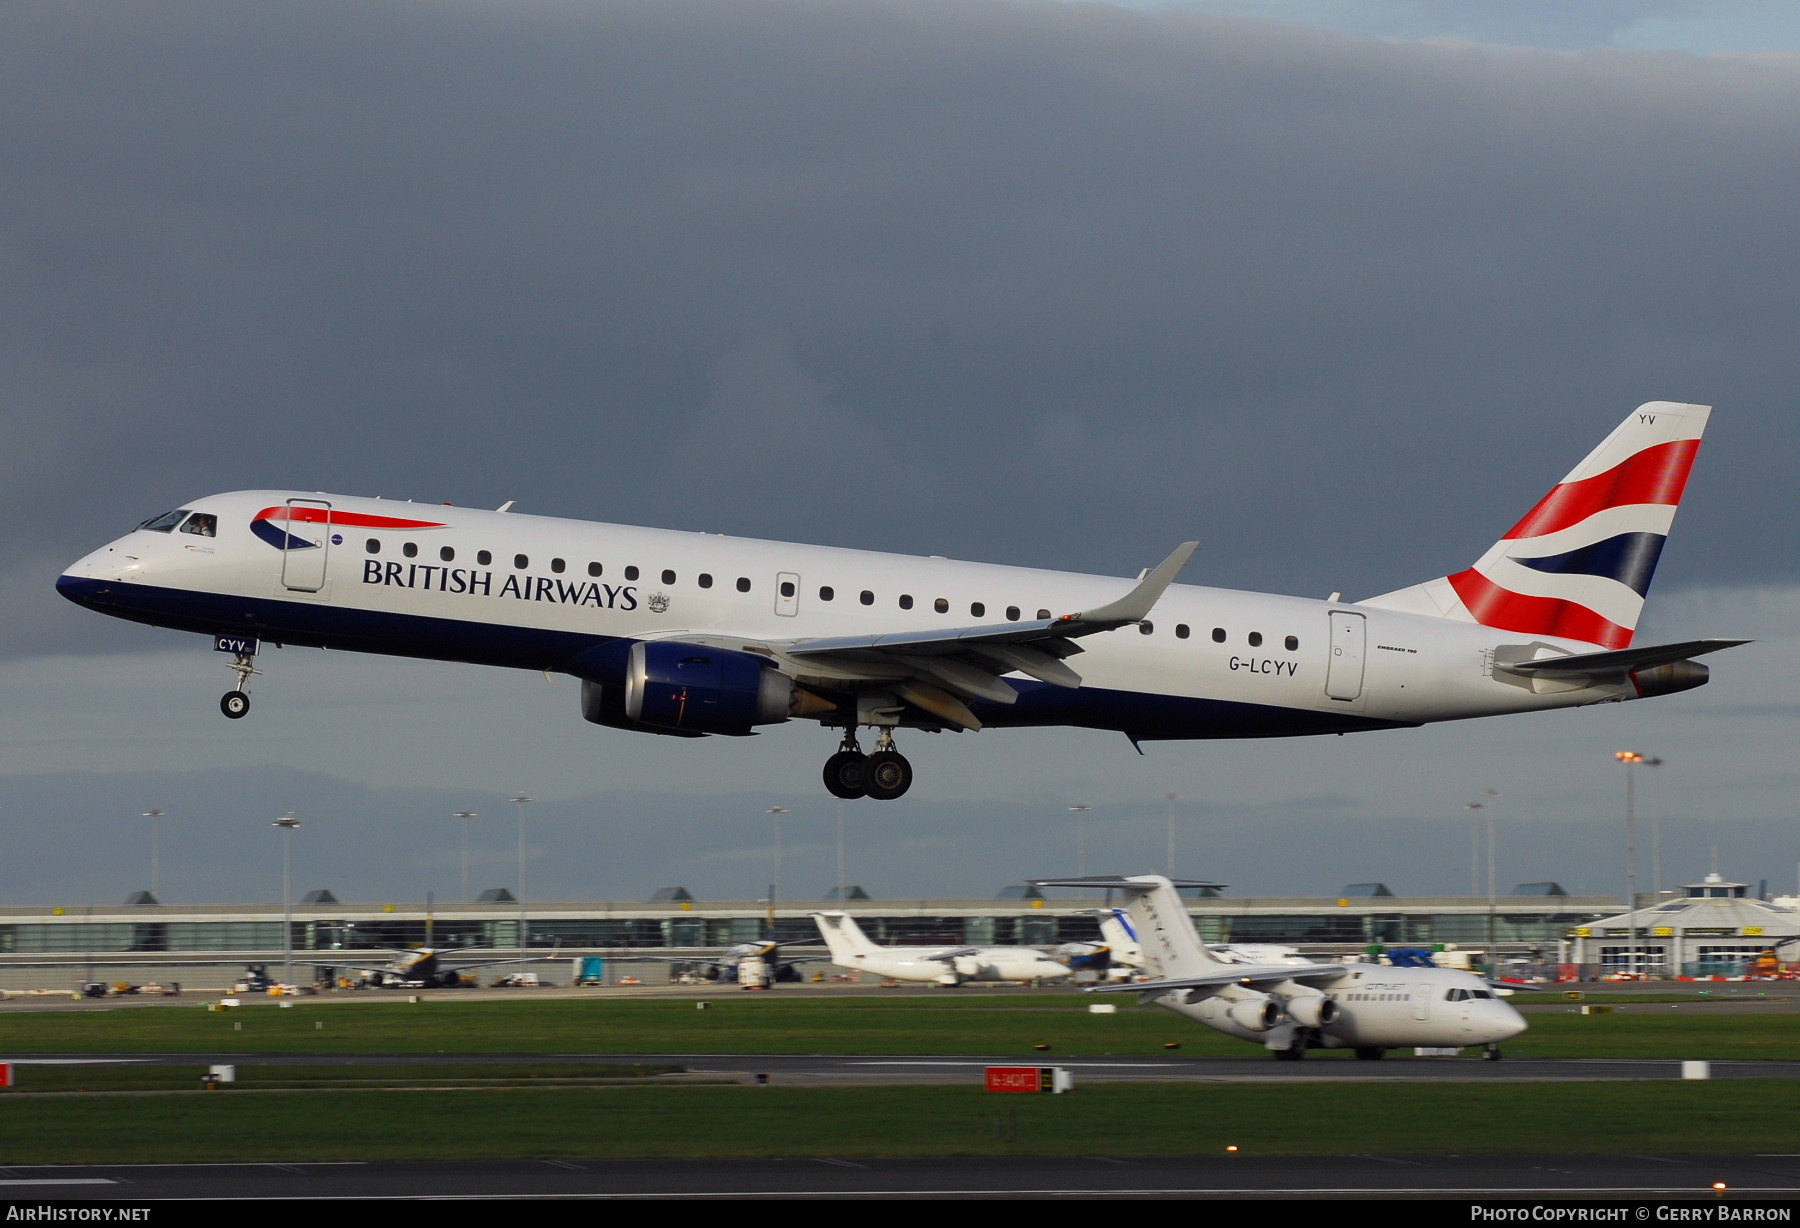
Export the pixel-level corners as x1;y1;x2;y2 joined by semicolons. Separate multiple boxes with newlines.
0;1063;13;1088
985;1066;1071;1093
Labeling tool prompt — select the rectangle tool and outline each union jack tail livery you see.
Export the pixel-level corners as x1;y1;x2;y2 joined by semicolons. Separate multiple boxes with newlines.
1365;402;1710;649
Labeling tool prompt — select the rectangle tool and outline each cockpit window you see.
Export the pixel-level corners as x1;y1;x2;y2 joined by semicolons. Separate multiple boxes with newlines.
179;513;217;538
138;510;190;533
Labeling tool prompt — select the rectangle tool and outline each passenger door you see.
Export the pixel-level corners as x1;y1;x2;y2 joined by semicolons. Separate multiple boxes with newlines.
279;498;332;593
1324;610;1366;701
1411;984;1432;1022
775;572;800;617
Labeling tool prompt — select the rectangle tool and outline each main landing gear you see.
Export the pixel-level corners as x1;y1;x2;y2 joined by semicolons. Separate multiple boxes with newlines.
822;729;913;801
220;651;260;720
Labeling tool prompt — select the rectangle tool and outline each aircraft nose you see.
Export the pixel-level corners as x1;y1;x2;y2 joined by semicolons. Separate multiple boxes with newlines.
1489;1003;1528;1041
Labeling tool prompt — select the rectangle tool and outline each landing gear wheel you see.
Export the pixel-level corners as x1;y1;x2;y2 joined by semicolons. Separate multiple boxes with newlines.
221;690;250;719
1482;1045;1503;1062
1353;1046;1385;1061
822;751;868;799
863;751;912;801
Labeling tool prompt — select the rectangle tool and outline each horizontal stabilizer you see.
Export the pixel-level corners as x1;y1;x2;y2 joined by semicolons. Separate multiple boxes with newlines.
1031;876;1228;892
1500;638;1749;676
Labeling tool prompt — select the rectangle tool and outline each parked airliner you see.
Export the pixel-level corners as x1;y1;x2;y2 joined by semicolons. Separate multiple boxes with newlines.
812;911;1069;985
58;403;1741;798
1038;876;1527;1059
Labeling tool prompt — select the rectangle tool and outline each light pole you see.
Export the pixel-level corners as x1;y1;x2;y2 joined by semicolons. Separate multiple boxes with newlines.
273;813;300;987
1069;804;1092;878
1163;792;1181;878
835;799;847;902
510;795;531;950
1615;753;1660;978
1464;796;1497;972
141;809;165;899
768;807;789;909
452;810;478;903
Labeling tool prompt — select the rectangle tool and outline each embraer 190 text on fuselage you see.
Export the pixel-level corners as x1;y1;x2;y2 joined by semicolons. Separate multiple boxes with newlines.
58;403;1743;798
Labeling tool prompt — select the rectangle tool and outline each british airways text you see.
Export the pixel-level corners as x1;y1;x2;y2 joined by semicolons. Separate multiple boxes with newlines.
362;561;638;610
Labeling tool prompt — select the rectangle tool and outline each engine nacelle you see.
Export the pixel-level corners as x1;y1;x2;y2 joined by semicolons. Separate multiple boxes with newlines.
624;640;793;736
1631;659;1708;698
580;679;707;738
1225;995;1282;1032
1283;992;1340;1028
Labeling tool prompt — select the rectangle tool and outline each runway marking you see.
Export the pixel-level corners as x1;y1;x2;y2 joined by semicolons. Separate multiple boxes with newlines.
0;1180;118;1187
542;1161;588;1171
813;1158;868;1169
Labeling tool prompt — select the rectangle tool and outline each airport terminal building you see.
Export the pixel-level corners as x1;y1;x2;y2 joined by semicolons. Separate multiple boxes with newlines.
0;883;1633;990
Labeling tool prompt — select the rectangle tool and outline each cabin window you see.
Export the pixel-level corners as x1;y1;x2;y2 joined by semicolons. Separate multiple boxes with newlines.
819;586;834;601
513;554;529;569
780;580;796;598
934;597;948;613
624;566;639;581
1212;627;1226;643
971;602;985;618
698;573;713;589
860;590;874;605
588;562;602;577
736;577;751;593
477;550;492;566
403;542;419;558
1037;609;1051;619
551;558;566;574
439;546;455;562
1248;632;1263;647
138;509;189;533
180;513;217;538
1176;624;1190;639
1139;622;1153;635
1285;635;1299;651
1006;606;1020;621
899;595;914;610
662;570;676;585
365;539;381;555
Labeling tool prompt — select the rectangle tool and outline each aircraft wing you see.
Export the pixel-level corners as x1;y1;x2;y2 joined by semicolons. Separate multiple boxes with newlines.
1498;638;1749;676
1085;963;1349;994
923;947;983;962
764;542;1198;730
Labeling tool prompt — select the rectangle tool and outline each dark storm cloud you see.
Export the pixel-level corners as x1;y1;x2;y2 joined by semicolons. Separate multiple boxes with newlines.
4;0;1797;658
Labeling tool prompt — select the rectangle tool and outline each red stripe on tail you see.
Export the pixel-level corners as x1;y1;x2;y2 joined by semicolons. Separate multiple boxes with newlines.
1502;439;1699;541
1448;569;1632;649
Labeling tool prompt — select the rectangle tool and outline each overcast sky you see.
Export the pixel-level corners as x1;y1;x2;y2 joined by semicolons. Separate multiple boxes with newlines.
1;0;1794;905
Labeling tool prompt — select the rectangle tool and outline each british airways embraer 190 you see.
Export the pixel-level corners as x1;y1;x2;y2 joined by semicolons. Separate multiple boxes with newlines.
58;403;1743;800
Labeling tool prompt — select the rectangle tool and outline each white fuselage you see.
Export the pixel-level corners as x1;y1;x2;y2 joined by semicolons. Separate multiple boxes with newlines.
58;490;1643;743
1174;965;1526;1050
830;945;1070;985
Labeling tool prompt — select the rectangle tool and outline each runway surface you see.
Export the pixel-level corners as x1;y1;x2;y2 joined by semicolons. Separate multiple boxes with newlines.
3;1154;1799;1198
8;1051;1798;1082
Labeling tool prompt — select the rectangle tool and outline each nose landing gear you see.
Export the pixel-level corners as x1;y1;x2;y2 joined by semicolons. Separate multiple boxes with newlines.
220;650;260;720
822;728;912;801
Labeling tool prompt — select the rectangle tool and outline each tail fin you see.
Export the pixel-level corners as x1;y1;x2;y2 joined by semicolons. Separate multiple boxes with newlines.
811;911;876;961
1037;876;1226;979
1089;908;1145;967
1363;402;1711;649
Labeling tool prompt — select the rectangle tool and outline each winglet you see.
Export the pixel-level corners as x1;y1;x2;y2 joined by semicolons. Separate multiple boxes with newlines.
1064;541;1197;628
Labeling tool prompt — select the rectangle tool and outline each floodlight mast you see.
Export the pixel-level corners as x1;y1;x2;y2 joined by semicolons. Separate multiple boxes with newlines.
272;813;300;987
141;809;165;899
510;796;531;951
452;810;478;903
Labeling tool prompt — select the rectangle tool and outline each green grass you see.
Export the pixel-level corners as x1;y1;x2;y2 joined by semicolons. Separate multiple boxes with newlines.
1;1082;1798;1163
1;995;1795;1060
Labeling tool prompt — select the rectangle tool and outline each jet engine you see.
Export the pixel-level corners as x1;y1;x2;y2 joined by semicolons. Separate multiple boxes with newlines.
1282;992;1340;1028
622;641;795;736
1225;995;1282;1032
1631;659;1708;698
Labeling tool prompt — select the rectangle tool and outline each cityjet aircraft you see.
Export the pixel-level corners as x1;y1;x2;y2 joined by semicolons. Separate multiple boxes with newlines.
58;403;1742;799
812;911;1069;986
1038;876;1526;1060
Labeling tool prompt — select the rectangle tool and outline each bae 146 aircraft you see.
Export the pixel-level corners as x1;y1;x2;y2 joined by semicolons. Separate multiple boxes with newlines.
1039;876;1527;1060
812;911;1070;985
58;403;1742;799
